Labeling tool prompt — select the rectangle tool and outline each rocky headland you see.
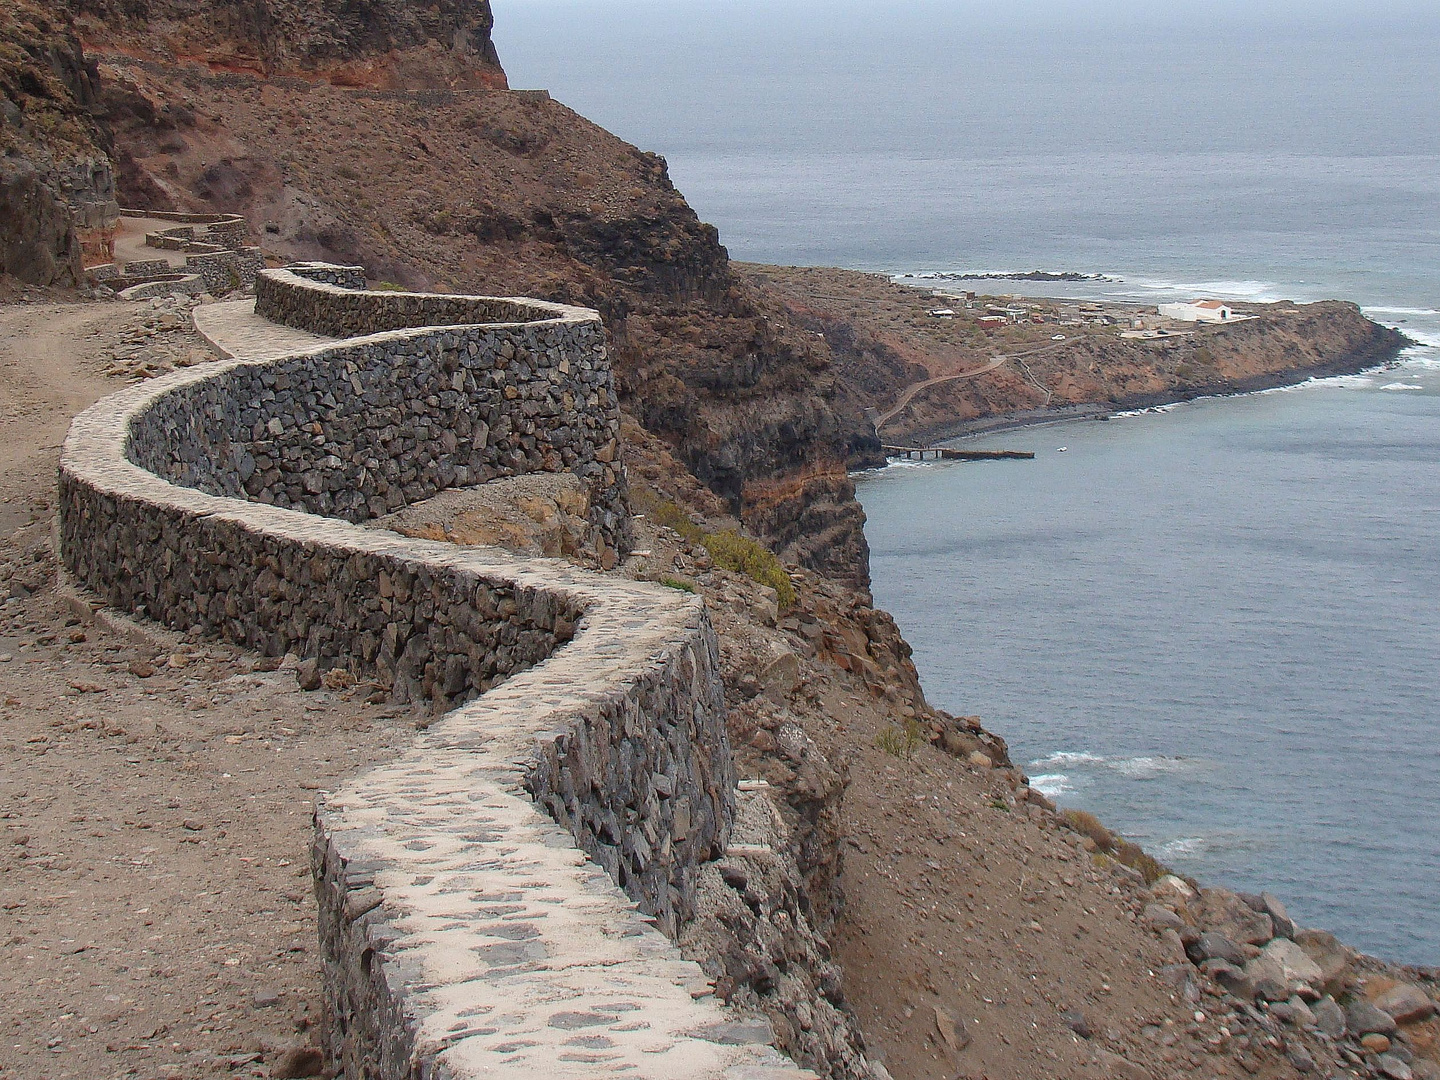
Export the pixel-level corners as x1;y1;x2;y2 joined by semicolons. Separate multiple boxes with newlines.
0;4;1431;1080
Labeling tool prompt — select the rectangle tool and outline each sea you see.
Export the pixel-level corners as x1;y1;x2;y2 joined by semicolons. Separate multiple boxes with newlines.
496;0;1440;965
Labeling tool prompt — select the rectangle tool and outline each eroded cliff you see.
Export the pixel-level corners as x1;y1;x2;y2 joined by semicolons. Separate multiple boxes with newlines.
0;0;117;286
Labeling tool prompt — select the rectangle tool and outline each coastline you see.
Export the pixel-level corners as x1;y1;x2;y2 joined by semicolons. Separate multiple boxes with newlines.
898;329;1414;450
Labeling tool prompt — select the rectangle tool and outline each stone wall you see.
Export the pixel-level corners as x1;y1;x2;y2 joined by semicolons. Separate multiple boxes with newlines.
58;271;814;1080
145;267;631;558
256;266;553;337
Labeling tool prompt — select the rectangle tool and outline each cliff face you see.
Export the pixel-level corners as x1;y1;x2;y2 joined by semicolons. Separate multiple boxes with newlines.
0;0;117;285
64;0;506;88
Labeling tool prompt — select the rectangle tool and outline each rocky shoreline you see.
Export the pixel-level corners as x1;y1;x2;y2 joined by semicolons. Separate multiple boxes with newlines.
901;319;1412;447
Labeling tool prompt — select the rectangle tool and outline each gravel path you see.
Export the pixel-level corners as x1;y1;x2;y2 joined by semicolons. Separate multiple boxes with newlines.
0;297;413;1080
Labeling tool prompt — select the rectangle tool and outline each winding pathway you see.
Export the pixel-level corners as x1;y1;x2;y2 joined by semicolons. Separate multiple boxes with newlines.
873;338;1076;432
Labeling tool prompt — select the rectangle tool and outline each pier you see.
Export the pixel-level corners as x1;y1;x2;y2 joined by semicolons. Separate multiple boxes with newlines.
882;445;1035;461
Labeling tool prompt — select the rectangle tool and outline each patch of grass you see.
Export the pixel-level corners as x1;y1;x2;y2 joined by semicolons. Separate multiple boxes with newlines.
876;717;926;759
641;497;796;607
372;281;408;292
1060;808;1115;852
1114;839;1168;884
647;498;704;545
1060;808;1170;883
703;530;796;608
657;576;695;594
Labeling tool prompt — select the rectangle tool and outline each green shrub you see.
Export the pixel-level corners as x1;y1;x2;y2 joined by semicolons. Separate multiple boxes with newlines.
372;281;408;292
647;499;704;544
639;497;796;607
876;718;925;759
1060;808;1115;852
703;530;797;607
658;576;695;593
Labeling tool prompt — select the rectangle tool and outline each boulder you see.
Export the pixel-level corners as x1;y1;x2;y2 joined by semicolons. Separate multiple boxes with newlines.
1189;932;1247;966
1158;963;1200;1002
1293;929;1353;990
759;646;800;701
1257;938;1324;987
1260;892;1296;939
1196;887;1274;945
1152;874;1195;906
1242;957;1291;1002
1143;904;1183;932
1270;996;1315;1027
1205;962;1256;1002
1374;983;1436;1025
1345;996;1398;1037
1311;995;1346;1038
1375;1054;1414;1080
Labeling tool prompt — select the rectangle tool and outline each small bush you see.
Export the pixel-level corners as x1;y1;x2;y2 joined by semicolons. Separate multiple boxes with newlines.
1060;808;1115;852
658;576;695;593
647;499;704;545
639;497;796;607
372;281;408;292
1060;809;1171;883
1114;839;1168;884
703;530;797;607
876;718;925;759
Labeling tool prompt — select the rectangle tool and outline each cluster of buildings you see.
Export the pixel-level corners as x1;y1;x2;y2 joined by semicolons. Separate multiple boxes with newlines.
925;292;1255;335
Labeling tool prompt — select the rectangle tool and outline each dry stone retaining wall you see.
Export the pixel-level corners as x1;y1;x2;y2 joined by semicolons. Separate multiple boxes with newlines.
145;267;631;558
58;269;813;1079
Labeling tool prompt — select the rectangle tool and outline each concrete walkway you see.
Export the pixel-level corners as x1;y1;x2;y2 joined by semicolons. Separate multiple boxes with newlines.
193;298;338;360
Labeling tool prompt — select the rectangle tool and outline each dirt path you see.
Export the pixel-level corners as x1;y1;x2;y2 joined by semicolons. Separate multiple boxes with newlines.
872;356;1008;432
875;339;1078;434
0;298;413;1080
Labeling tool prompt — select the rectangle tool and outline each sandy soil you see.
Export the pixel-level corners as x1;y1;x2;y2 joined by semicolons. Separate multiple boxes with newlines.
0;295;413;1080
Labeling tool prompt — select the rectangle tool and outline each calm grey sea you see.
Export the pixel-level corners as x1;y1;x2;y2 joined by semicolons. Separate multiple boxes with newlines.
498;0;1440;963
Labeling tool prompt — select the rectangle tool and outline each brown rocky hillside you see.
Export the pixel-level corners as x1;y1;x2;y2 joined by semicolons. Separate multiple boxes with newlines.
0;0;116;285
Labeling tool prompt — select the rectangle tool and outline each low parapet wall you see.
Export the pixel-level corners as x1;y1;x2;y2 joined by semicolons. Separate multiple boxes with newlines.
257;266;558;338
58;270;812;1079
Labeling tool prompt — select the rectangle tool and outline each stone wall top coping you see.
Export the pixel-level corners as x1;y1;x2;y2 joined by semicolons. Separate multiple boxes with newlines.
258;267;597;329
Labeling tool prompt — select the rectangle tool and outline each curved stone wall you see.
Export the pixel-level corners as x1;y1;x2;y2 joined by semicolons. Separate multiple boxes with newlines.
58;271;813;1080
145;267;630;557
256;266;562;338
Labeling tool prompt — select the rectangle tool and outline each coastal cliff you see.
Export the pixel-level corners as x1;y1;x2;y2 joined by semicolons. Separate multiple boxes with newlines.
4;6;1432;1080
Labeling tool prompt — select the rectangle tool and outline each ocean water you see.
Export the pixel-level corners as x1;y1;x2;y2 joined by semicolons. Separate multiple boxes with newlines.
497;0;1440;963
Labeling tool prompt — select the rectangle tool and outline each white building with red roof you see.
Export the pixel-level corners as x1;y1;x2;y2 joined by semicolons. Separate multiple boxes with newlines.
1159;299;1235;323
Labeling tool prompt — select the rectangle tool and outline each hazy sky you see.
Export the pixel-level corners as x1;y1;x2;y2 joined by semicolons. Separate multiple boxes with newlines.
494;0;1440;157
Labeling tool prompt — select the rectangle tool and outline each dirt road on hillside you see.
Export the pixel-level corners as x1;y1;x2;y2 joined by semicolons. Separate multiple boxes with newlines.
0;297;410;1080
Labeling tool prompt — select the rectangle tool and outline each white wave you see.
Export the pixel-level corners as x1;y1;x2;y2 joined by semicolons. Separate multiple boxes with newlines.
1399;328;1440;349
1031;750;1106;768
1028;773;1072;798
1159;836;1207;858
1119;276;1285;303
882;457;940;470
1109;755;1189;778
1109;402;1181;419
1257;373;1381;394
1363;306;1440;317
1379;382;1425;391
